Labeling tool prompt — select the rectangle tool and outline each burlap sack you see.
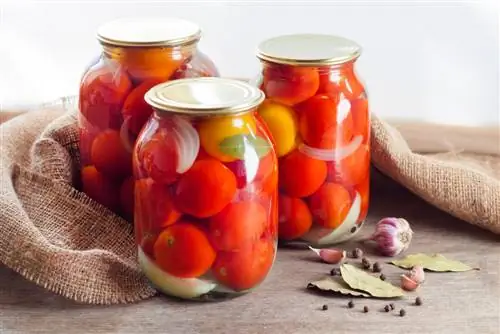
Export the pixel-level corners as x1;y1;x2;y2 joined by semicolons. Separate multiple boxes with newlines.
0;97;499;305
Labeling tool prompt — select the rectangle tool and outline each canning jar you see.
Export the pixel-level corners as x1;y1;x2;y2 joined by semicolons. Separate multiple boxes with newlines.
253;34;370;246
78;18;219;220
133;78;278;300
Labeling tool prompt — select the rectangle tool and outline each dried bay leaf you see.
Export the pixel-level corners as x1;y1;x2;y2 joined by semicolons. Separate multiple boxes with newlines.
340;264;405;298
390;253;478;272
307;277;370;297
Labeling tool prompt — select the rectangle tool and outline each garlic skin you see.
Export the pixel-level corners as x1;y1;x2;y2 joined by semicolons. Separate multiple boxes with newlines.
369;217;413;257
400;274;419;291
408;265;425;284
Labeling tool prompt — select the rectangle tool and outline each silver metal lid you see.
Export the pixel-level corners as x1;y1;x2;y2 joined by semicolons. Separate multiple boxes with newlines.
96;17;201;47
256;34;362;66
145;78;265;116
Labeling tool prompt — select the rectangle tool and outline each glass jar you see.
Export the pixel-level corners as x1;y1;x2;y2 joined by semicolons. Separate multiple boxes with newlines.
133;78;278;301
253;34;370;246
78;18;219;220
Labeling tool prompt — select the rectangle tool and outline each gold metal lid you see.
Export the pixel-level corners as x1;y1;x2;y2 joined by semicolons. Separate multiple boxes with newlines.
145;78;265;116
96;17;201;47
256;34;361;66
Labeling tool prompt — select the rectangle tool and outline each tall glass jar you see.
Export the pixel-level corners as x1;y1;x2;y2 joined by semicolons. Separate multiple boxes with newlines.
78;18;219;220
133;78;278;301
253;34;370;246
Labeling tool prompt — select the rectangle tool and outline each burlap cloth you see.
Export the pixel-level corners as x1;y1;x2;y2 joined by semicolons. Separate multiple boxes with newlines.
0;97;499;305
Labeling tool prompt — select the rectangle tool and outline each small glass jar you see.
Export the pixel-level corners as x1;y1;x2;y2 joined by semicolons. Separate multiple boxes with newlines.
253;34;370;246
133;78;278;301
78;18;219;220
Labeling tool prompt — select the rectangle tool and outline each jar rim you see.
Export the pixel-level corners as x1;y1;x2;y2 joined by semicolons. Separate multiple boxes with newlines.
96;17;201;48
145;78;265;117
256;33;362;66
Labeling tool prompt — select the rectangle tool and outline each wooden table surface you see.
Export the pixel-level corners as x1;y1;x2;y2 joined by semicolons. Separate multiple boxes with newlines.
1;172;499;334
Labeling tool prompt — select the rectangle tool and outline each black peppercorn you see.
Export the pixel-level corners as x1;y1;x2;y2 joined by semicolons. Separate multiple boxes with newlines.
380;273;386;281
322;304;328;311
330;268;341;276
361;257;371;270
373;262;382;273
352;248;363;259
389;303;395;310
415;297;422;306
399;309;406;317
384;305;390;312
363;306;369;313
348;300;354;308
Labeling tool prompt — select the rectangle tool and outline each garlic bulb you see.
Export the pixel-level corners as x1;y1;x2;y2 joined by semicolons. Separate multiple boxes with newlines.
368;217;413;257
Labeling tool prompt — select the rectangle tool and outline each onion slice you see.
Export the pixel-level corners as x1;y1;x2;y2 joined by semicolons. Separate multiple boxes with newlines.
138;247;217;299
298;135;363;162
119;117;136;153
170;116;200;174
301;191;362;246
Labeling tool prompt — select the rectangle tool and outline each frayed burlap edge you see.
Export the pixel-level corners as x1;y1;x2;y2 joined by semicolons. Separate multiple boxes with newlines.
371;115;500;235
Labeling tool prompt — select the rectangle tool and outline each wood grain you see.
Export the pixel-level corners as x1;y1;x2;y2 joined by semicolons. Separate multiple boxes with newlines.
1;174;499;334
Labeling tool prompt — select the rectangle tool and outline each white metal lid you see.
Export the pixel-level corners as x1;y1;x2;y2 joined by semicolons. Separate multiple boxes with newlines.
96;17;201;47
256;34;362;66
145;78;265;116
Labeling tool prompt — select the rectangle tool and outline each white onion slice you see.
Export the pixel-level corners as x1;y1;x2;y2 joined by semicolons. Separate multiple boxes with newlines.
138;247;217;299
170;116;200;174
298;135;363;162
119;118;135;153
301;191;362;246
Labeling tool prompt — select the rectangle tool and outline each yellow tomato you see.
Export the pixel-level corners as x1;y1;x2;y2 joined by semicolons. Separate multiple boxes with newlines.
110;47;187;82
198;114;257;162
258;100;298;157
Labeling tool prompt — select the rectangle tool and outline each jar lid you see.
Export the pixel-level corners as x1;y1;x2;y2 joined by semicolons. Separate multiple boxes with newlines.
96;17;201;47
256;34;361;66
145;78;265;116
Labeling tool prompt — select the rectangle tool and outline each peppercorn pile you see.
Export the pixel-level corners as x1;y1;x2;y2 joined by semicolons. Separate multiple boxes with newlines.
307;218;478;318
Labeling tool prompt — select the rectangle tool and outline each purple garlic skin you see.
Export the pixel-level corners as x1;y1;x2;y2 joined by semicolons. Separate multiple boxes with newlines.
370;217;413;257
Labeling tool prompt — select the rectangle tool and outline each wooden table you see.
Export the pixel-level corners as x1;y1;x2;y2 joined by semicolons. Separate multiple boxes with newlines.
1;172;498;334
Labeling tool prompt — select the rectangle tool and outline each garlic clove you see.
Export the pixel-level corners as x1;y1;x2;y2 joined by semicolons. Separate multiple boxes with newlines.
309;246;346;264
400;274;420;291
408;265;425;284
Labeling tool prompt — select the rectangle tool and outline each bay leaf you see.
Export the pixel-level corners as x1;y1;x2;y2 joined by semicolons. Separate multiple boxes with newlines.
250;136;272;158
307;277;370;297
218;134;271;160
389;253;478;272
340;264;405;298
